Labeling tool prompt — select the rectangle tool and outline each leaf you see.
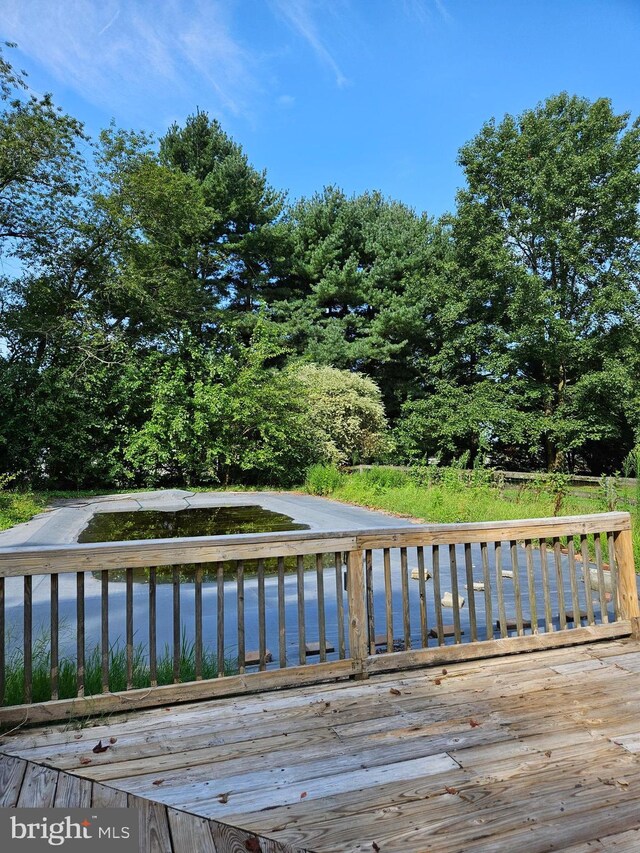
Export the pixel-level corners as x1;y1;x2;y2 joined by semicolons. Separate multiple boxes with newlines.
469;718;480;728
544;750;552;758
445;786;459;795
300;791;307;799
152;779;165;786
92;739;110;753
389;688;401;696
79;757;92;765
217;791;230;803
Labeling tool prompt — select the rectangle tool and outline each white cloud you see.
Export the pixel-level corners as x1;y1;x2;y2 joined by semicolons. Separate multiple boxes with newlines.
403;0;453;27
1;0;260;121
269;0;348;88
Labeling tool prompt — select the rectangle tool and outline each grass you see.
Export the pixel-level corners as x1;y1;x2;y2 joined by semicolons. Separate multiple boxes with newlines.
3;634;237;707
304;465;640;567
0;490;47;532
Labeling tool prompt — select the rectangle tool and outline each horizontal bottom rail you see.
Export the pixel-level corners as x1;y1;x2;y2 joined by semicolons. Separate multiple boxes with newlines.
0;658;358;727
1;621;634;728
365;620;633;674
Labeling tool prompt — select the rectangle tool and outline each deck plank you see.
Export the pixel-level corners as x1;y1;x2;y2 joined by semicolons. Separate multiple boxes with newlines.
16;761;59;806
2;638;640;853
0;754;27;806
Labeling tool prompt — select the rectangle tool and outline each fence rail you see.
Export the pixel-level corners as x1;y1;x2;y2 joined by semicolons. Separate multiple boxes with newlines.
0;512;638;725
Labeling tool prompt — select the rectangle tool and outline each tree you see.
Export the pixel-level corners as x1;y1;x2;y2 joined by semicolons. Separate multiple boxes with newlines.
455;93;640;471
0;44;85;260
125;321;318;486
293;363;390;466
272;187;442;419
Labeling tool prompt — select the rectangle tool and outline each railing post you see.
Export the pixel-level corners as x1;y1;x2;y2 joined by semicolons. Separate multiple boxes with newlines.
347;548;369;678
613;525;640;638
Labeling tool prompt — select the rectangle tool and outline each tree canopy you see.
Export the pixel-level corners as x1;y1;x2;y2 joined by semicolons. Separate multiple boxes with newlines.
1;41;639;488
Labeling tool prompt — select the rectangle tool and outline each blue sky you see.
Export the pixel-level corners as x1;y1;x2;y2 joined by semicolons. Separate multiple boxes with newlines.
2;0;640;217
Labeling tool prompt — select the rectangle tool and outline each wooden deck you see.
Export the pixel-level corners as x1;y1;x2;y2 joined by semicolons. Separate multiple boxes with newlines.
2;639;640;852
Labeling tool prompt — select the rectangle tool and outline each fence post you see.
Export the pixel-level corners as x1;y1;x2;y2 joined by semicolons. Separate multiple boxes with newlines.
613;525;640;638
347;548;369;678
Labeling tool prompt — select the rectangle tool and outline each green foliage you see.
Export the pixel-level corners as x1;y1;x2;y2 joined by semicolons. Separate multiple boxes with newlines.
2;633;237;707
294;363;390;465
1;65;640;488
304;464;345;496
455;93;640;471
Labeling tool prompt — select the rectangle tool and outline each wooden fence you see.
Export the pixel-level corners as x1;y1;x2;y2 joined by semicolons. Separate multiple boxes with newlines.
0;512;638;725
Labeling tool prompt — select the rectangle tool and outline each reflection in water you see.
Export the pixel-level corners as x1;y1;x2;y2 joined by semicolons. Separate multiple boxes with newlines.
78;505;309;542
78;505;320;582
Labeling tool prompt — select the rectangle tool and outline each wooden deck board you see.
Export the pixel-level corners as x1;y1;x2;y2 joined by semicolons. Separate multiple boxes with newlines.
2;638;640;853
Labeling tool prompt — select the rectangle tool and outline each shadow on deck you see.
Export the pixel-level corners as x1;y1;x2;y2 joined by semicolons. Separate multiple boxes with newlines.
2;638;640;853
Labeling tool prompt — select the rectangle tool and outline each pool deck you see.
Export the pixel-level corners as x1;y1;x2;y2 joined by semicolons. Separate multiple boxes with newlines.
0;490;417;547
2;638;640;852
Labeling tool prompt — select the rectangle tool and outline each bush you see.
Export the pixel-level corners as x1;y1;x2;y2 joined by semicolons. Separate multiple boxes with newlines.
361;466;409;491
304;464;344;496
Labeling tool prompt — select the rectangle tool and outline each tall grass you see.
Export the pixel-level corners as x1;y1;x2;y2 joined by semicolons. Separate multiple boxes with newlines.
3;633;237;707
304;464;640;566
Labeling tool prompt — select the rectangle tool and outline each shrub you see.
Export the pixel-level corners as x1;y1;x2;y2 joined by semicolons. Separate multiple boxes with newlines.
304;464;344;496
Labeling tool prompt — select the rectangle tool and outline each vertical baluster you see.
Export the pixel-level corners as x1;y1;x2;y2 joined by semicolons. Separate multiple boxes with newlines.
125;568;133;691
581;535;596;625
76;572;85;697
525;540;538;634
432;545;445;645
580;533;609;624
608;533;620;620
540;539;554;632
101;570;110;692
297;555;306;665
510;541;524;636
278;557;287;666
173;566;181;683
495;542;507;638
148;568;156;688
567;538;581;628
417;546;428;648
481;542;493;640
400;547;411;649
553;538;567;630
258;559;267;670
383;548;393;650
237;560;245;674
316;554;327;662
464;543;477;642
594;534;609;624
195;565;203;680
449;544;462;644
217;562;225;677
0;577;4;705
50;574;59;700
24;575;32;704
365;550;375;656
334;553;345;660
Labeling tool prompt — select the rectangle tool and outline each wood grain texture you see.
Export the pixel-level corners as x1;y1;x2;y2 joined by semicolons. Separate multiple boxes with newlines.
0;754;27;806
16;761;58;806
54;772;92;807
129;795;173;853
0;513;629;576
3;638;640;853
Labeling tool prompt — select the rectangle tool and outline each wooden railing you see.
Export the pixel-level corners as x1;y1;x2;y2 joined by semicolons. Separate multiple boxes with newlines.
0;512;638;725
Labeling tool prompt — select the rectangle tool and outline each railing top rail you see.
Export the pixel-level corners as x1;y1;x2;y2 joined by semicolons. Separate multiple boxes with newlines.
0;512;630;577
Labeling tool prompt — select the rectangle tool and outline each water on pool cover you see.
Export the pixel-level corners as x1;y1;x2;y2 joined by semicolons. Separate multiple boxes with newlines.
77;505;309;542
